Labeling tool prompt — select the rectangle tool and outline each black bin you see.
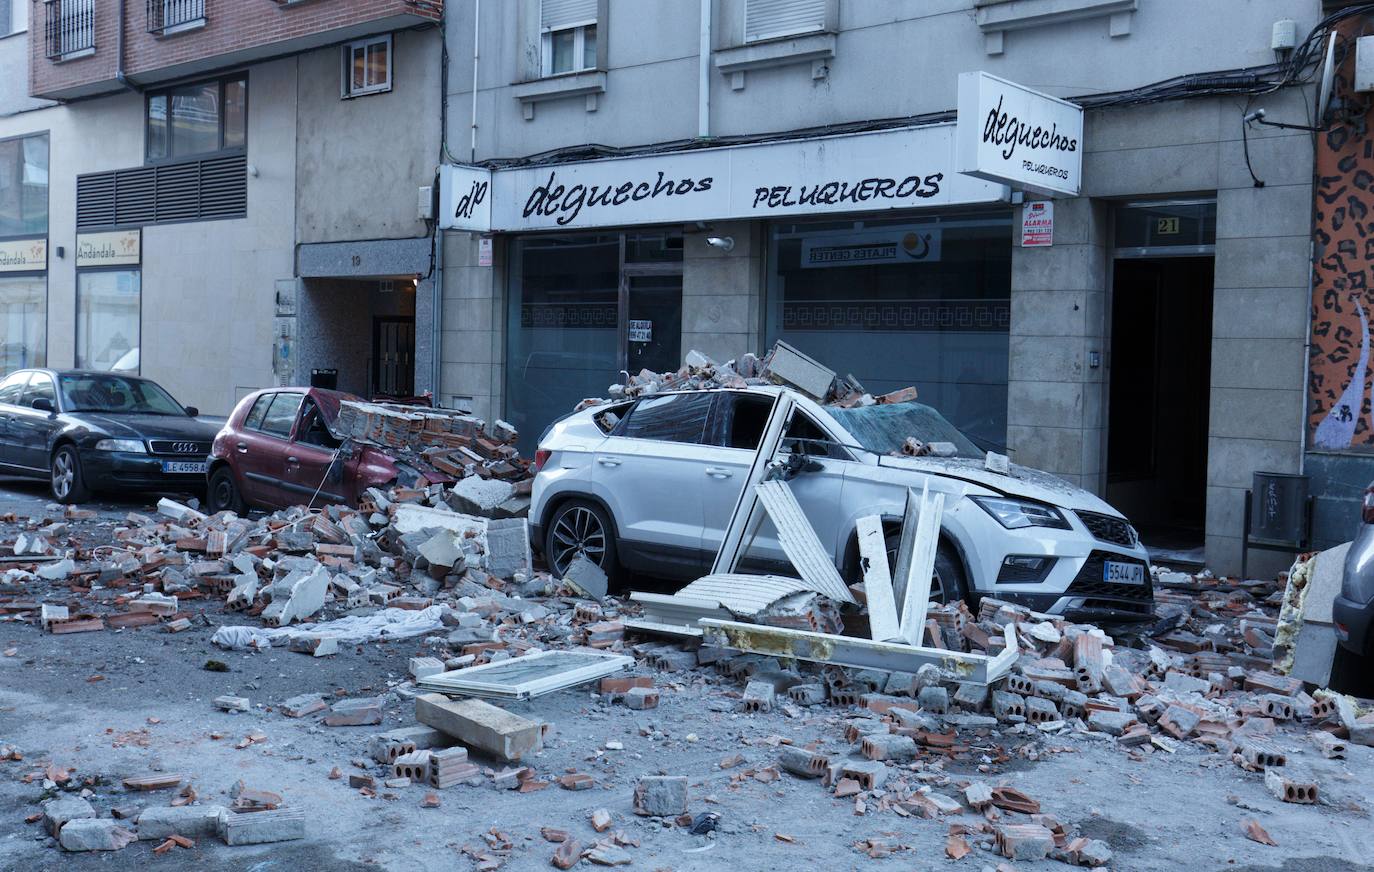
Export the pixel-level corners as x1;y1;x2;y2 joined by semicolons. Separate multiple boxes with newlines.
1251;471;1308;546
310;368;338;390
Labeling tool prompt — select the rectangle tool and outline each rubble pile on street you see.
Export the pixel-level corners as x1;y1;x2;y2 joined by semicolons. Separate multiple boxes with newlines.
581;340;920;411
331;400;533;495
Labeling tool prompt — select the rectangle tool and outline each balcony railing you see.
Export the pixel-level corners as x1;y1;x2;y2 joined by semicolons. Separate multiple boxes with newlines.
147;0;205;34
44;0;95;60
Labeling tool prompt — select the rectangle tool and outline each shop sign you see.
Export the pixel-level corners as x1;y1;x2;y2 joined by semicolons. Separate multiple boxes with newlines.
76;229;141;268
801;227;942;269
0;238;47;272
439;123;1007;232
1021;201;1054;247
628;320;652;342
956;71;1083;197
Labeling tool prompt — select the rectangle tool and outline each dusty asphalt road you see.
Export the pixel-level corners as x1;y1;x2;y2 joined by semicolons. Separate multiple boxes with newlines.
0;480;1372;871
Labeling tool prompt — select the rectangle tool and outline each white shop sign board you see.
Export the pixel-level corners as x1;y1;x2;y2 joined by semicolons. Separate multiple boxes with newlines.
439;123;1008;232
956;71;1083;197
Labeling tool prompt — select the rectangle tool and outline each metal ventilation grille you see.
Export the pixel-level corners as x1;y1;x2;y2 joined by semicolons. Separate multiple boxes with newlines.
76;155;247;230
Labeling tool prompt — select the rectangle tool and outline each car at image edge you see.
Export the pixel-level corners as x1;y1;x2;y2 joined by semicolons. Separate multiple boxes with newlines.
1334;480;1374;658
0;368;221;504
530;385;1154;621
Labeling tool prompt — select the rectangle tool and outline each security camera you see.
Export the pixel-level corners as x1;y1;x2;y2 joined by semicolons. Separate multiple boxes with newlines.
706;236;735;252
1243;108;1266;124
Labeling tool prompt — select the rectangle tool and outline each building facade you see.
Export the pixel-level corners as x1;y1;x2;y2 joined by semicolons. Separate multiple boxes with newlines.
434;0;1346;576
0;0;442;418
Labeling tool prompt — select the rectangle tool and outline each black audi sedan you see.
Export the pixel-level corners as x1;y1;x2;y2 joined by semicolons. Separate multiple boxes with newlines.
0;369;220;504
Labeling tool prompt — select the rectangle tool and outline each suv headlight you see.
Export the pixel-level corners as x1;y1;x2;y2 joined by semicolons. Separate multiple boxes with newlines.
94;439;146;454
971;496;1070;530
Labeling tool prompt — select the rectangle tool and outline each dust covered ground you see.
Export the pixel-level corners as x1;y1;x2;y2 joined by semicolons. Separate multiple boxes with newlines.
0;481;1371;872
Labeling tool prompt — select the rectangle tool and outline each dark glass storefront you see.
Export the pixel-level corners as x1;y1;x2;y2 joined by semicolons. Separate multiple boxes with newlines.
765;210;1013;448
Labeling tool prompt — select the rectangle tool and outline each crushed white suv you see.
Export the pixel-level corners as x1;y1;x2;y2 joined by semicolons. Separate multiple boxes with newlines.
530;386;1152;621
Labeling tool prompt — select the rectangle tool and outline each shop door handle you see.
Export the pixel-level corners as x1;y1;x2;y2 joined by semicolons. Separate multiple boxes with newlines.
596;457;621;467
704;467;733;478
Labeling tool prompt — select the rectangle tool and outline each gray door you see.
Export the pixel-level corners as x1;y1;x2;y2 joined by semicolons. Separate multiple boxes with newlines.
0;371;31;469
11;373;58;471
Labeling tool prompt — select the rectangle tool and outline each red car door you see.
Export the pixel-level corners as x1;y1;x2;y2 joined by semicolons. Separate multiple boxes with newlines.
281;398;350;507
236;391;303;508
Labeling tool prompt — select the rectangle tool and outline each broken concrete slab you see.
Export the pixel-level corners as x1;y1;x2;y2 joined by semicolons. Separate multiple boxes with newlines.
42;797;95;836
58;818;137;852
561;554;608;600
218;807;305;845
633;775;688;816
415;693;544;762
136;805;227;840
324;697;383;727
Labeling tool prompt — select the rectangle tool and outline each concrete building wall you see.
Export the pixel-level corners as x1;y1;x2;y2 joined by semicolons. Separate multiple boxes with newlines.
439;231;501;420
445;0;1320;162
682;220;762;366
295;28;442;245
0;18;51;117
0;57;294;416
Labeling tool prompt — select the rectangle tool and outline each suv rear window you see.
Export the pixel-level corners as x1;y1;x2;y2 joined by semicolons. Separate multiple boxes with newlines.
707;392;774;450
616;393;712;444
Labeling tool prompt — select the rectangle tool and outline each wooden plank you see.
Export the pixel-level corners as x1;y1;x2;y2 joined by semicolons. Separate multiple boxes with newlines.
898;484;944;647
711;393;794;576
855;515;899;642
754;480;854;604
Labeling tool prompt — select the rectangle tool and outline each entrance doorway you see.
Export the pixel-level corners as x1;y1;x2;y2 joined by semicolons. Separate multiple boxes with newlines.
297;277;416;401
1107;256;1213;557
506;231;683;452
373;316;416;399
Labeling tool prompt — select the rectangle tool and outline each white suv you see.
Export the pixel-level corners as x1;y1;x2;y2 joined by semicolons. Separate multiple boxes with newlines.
530;386;1153;621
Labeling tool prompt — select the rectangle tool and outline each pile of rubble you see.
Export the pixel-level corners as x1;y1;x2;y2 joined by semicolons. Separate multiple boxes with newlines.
332;399;532;492
582;340;920;411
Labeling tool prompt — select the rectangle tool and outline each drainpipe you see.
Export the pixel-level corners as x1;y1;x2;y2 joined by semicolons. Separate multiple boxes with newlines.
698;0;710;138
470;0;480;162
115;0;141;92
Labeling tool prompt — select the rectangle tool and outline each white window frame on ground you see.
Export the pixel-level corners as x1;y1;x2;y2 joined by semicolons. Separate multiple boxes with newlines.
744;0;827;43
341;34;392;99
76;268;141;374
539;0;597;77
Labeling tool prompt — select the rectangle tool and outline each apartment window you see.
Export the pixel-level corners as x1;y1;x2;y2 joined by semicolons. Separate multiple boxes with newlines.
146;74;247;162
745;0;827;42
540;0;597;76
2;0;29;36
147;0;206;36
76;270;140;373
0;134;49;237
44;0;94;59
342;35;392;98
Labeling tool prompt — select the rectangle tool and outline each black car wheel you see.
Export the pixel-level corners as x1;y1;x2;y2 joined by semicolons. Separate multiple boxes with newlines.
50;445;90;504
207;466;247;515
882;531;967;606
546;499;619;586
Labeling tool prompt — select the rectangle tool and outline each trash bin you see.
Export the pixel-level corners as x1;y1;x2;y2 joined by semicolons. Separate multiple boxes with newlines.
1250;471;1308;546
310;368;338;390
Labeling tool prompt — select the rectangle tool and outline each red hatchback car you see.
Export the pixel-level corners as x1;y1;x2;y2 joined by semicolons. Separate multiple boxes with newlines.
206;387;400;513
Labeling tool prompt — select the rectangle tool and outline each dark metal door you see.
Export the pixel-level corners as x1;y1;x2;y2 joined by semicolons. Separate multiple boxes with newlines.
620;270;683;376
372;317;415;398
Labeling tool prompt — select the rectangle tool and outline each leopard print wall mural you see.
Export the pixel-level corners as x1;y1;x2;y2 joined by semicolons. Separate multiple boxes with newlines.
1311;23;1374;452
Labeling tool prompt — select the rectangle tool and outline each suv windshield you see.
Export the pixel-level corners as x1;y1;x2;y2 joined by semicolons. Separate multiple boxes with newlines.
826;402;983;459
59;373;187;415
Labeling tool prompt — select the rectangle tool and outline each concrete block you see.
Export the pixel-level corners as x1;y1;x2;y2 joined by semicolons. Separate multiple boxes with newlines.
991;690;1025;721
410;656;446;680
218;807;306;845
136;805;226;840
1264;767;1318;804
415;693;544;762
633;775;688;816
1158;705;1201;739
778;746;829;778
324;697;383;727
42;797;95;836
953;682;988;711
917;685;949;714
213;695;250;713
281;693;328;718
787;683;826;706
561;554;607;600
1259;694;1296;721
742;680;775;713
1087;710;1137;736
1024;696;1059;724
1060;689;1088;718
418;531;463;569
623;687;659;710
839;759;888;790
996;823;1054;861
1314;731;1347;759
58;818;137;852
860;733;917;761
484;518;531;578
766;340;834;399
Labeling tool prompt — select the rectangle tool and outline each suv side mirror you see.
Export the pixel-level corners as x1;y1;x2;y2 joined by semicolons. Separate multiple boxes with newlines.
31;397;53;413
184;406;199;417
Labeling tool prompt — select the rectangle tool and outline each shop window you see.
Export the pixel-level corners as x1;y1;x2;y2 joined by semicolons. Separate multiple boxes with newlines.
0;276;46;370
342;35;392;98
76;270;140;372
745;0;827;43
146;74;247;162
0;134;49;237
765;211;1013;449
541;0;597;76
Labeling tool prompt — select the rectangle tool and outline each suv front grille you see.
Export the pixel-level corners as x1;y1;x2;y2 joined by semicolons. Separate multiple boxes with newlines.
1067;551;1153;603
148;440;210;455
1075;510;1138;547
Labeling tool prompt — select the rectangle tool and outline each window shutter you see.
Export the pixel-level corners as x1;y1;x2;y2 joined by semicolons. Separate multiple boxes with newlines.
540;0;596;31
745;0;827;42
